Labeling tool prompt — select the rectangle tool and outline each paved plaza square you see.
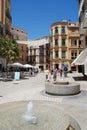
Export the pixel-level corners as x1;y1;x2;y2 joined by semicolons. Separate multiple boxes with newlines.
0;72;87;129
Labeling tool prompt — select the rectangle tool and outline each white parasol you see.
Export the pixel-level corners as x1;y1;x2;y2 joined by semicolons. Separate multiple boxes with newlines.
8;62;23;68
23;64;33;68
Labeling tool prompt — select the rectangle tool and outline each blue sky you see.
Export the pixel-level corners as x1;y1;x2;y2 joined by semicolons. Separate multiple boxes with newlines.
11;0;78;40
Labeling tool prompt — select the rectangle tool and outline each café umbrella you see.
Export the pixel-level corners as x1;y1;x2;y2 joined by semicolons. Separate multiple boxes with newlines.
8;62;23;68
23;64;33;68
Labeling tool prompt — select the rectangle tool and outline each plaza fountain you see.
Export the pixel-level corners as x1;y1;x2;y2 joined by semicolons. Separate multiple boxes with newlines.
45;77;80;96
0;100;81;130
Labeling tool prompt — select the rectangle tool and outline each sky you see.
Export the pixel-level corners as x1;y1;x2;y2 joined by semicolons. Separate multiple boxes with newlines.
11;0;78;40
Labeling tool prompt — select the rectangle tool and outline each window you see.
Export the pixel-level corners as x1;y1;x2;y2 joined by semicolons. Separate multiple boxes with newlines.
62;39;66;46
26;47;28;53
55;39;58;46
85;36;87;46
21;46;24;51
39;56;44;63
0;26;3;35
61;26;65;34
72;28;75;32
71;39;77;46
54;64;59;69
71;51;77;59
16;36;19;40
46;44;50;49
79;40;81;48
51;29;53;36
34;49;36;55
55;51;58;58
55;26;58;34
22;55;24;61
50;52;53;59
30;50;32;55
62;51;66;58
62;63;65;69
39;45;44;55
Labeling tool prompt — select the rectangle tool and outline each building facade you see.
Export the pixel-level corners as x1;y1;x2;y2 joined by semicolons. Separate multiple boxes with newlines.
0;0;12;71
17;37;50;70
78;0;87;48
0;0;5;35
28;37;50;70
10;26;28;41
71;0;87;74
50;21;83;71
0;0;12;38
16;41;28;65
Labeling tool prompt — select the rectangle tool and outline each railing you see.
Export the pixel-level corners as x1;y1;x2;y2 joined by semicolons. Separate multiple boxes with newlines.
69;32;79;37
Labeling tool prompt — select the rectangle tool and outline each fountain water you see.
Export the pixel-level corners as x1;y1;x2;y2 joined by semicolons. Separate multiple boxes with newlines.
23;101;37;124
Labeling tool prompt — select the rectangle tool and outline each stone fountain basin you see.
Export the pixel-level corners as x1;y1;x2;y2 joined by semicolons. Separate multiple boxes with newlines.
0;100;81;130
45;81;80;96
0;101;70;130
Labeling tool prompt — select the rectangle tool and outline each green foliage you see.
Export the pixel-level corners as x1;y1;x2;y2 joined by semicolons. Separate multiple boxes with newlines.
0;35;21;61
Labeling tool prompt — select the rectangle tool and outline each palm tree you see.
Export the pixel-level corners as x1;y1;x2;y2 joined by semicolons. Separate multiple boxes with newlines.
0;35;21;77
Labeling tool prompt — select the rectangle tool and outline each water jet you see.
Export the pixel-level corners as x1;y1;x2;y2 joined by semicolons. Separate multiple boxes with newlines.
23;101;37;124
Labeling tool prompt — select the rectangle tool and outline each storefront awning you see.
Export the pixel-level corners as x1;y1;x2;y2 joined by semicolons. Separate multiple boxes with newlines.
72;48;87;65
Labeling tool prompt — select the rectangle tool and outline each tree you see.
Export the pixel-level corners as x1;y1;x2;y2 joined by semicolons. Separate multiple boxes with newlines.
0;35;21;77
0;35;21;61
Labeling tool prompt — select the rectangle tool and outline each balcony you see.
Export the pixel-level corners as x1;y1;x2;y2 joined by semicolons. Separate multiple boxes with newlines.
69;32;79;38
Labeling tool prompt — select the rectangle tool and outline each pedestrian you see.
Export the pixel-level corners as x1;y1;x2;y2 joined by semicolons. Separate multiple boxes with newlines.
63;66;68;77
44;68;49;81
58;68;61;77
53;68;57;81
60;69;63;77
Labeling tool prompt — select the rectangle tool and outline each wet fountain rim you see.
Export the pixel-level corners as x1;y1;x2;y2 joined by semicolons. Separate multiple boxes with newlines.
53;81;69;85
0;100;81;130
0;100;70;130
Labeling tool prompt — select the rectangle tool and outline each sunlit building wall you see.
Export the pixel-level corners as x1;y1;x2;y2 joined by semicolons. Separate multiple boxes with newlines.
27;37;50;70
50;21;83;71
17;37;50;70
10;26;28;41
78;0;87;48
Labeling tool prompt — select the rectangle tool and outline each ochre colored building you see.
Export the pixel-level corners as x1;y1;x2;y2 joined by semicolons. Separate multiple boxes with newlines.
0;0;12;38
50;21;83;71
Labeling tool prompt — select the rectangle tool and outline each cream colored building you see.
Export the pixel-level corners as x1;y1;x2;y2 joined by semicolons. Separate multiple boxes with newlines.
17;37;50;70
50;21;83;71
71;0;87;75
